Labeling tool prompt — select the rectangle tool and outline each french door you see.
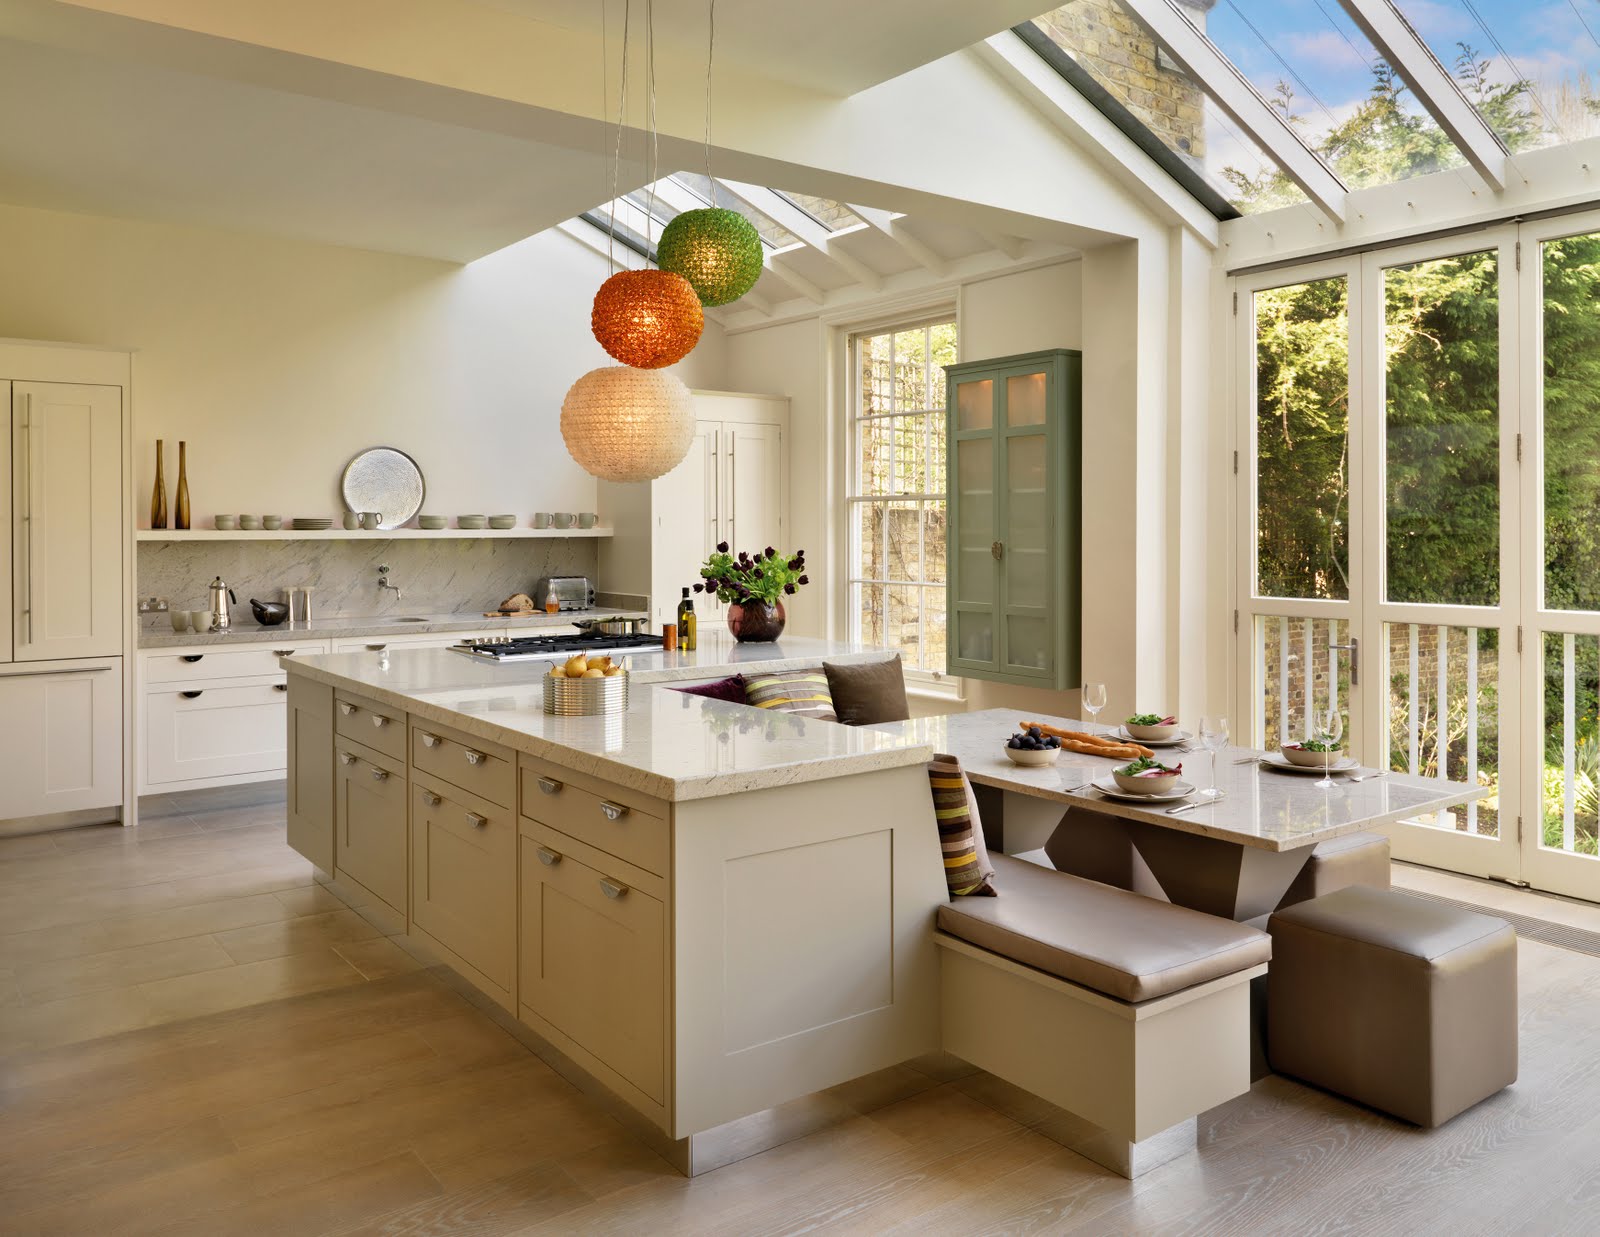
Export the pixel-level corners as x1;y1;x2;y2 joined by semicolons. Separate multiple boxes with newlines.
1236;218;1600;901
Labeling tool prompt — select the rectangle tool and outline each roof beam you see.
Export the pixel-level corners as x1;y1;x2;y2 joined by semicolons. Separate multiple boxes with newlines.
1117;0;1347;222
848;205;949;275
1337;0;1506;189
717;181;884;291
762;257;826;305
978;228;1028;260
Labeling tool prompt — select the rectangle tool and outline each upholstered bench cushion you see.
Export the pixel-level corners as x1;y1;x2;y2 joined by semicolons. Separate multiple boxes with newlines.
937;854;1270;1003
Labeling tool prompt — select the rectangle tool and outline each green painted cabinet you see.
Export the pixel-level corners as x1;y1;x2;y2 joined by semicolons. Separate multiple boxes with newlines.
944;349;1081;689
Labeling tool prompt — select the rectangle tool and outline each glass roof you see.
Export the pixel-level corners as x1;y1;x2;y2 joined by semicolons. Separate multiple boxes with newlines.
776;191;865;231
673;173;800;248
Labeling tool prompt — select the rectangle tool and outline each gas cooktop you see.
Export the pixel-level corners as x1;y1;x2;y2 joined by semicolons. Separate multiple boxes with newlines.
453;631;665;662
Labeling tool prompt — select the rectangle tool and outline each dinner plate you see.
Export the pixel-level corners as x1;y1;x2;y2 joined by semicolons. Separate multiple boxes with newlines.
1260;752;1360;775
1090;775;1196;804
1114;726;1192;748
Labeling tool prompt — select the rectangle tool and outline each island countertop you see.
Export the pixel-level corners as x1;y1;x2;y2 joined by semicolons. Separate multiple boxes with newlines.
284;634;933;801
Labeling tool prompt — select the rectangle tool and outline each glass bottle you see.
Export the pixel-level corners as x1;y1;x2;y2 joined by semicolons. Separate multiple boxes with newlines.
175;440;191;530
150;440;167;529
676;587;697;651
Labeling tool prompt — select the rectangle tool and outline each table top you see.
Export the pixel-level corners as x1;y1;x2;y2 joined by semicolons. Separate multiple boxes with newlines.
876;708;1487;852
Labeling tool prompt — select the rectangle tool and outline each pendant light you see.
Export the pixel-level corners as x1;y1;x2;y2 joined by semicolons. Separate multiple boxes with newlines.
656;0;763;307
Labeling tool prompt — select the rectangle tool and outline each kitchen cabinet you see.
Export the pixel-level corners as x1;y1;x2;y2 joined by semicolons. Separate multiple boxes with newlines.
0;659;123;819
944;350;1082;690
286;677;334;873
599;391;789;630
334;739;407;917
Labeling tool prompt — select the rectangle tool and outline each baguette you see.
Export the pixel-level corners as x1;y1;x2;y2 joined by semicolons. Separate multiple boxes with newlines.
1018;720;1153;760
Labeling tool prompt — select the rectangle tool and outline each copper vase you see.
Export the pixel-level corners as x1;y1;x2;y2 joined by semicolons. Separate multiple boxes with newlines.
175;441;191;530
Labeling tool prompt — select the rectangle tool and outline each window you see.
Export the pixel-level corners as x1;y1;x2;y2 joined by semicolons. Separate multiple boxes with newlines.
847;319;957;678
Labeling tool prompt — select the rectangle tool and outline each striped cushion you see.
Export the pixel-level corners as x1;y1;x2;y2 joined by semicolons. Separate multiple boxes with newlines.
928;754;997;898
743;668;837;721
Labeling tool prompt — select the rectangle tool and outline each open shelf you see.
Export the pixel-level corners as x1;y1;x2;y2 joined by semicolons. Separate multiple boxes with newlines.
136;527;615;542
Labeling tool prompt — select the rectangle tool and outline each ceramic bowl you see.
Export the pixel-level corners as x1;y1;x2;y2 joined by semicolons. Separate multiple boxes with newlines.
457;515;487;529
1113;765;1183;795
488;515;517;529
1281;742;1345;768
1125;718;1181;742
418;515;447;530
1004;744;1060;767
239;515;261;530
262;516;283;530
213;515;238;530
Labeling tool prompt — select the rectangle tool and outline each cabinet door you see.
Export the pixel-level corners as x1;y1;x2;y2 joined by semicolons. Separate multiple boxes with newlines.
652;419;720;627
144;682;288;786
286;678;334;872
13;383;123;662
0;380;10;663
947;374;1000;675
997;365;1054;681
726;422;783;560
412;781;515;996
520;825;666;1104
334;745;407;915
0;660;122;820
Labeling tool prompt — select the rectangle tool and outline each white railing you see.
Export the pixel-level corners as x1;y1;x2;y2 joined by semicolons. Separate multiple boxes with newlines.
1256;615;1343;751
1390;623;1491;836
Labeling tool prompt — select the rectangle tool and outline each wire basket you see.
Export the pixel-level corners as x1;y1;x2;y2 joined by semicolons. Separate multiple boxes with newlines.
544;671;629;716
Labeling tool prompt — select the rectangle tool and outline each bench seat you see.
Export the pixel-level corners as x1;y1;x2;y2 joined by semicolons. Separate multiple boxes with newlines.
938;854;1270;1002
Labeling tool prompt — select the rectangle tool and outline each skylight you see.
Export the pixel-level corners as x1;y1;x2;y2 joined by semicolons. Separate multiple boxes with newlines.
775;191;865;231
673;173;800;248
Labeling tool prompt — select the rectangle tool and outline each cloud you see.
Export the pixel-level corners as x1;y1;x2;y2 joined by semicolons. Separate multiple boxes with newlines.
1281;30;1375;75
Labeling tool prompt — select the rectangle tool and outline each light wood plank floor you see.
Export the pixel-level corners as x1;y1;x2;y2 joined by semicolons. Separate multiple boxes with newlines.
2;802;1599;1235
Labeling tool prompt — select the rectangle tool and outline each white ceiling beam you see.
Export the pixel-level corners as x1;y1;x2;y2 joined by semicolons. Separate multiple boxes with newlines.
977;228;1028;260
1117;0;1347;222
716;180;884;291
1337;0;1506;189
848;205;949;275
761;257;827;304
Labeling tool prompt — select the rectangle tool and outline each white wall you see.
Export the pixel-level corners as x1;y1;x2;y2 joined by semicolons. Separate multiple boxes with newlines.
0;201;726;524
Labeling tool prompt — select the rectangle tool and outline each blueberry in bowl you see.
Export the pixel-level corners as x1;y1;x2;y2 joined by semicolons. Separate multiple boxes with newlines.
1004;725;1062;767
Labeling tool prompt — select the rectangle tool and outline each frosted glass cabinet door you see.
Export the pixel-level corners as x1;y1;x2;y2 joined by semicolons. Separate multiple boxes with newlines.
1002;428;1050;673
951;373;999;671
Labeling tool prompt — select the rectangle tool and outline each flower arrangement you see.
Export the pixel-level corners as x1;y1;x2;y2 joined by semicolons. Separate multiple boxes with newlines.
693;543;810;606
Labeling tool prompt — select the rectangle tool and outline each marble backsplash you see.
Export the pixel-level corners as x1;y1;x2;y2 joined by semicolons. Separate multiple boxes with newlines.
138;537;600;619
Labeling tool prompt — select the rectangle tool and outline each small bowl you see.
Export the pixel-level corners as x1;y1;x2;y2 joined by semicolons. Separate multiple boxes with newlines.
1004;744;1060;767
1124;718;1181;743
457;515;487;530
418;515;447;530
488;515;517;529
169;610;191;633
239;515;261;530
262;516;283;530
1113;765;1183;795
1281;742;1345;768
213;515;238;530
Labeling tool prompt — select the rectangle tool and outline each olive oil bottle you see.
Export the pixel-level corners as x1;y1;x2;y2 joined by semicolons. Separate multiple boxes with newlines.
676;587;697;651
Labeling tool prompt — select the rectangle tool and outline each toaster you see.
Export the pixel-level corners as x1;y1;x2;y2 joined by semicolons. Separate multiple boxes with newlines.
533;576;595;611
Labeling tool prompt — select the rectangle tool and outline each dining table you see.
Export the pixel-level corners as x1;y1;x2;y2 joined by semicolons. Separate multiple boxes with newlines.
875;708;1488;924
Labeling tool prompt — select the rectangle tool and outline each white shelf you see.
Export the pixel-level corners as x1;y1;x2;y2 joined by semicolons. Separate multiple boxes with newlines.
135;527;615;542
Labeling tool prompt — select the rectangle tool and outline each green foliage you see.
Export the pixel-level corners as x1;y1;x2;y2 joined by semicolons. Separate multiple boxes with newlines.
696;545;809;606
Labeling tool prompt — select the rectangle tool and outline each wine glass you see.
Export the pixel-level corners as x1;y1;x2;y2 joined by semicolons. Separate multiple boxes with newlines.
1198;715;1229;800
1315;706;1345;789
1082;682;1108;735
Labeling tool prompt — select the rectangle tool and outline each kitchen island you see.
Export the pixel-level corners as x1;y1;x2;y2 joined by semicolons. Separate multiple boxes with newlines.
282;635;945;1173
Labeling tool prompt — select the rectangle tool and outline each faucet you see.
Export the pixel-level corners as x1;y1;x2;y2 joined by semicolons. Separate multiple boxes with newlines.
377;565;403;602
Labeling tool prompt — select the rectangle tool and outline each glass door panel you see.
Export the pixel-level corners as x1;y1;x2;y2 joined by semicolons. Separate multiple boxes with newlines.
1006;372;1047;426
1251;614;1354;751
1003;435;1048;609
1542;231;1600;613
954;438;995;606
1538;631;1600;860
955;378;993;431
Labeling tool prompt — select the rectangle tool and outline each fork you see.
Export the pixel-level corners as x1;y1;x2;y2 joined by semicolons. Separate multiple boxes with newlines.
1348;770;1389;783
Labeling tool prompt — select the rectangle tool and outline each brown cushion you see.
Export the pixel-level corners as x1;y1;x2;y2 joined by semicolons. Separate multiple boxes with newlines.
1277;830;1391;909
823;657;910;726
937;855;1270;1002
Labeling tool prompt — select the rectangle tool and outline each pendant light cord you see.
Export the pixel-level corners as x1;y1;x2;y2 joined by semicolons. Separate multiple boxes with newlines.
606;0;632;276
644;0;659;247
703;0;715;185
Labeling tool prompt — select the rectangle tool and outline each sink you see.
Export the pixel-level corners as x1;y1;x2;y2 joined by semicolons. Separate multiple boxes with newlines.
390;617;430;624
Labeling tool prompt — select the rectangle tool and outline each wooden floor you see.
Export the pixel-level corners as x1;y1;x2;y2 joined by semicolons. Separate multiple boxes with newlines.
3;802;1600;1235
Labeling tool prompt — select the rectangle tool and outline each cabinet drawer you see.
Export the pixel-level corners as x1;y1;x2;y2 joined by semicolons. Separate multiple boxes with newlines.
0;661;123;817
411;723;513;808
146;681;287;786
335;692;406;761
519;820;666;1105
519;756;668;877
412;778;515;996
334;739;407;915
144;643;320;683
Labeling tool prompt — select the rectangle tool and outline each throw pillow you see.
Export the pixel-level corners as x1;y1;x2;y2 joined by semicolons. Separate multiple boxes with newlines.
927;753;997;898
672;675;746;704
743;668;838;721
823;657;911;726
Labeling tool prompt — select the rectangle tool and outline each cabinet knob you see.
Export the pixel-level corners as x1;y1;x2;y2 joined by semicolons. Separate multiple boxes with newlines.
419;732;440;748
180;690;204;699
339;751;357;766
339;702;357;716
463;749;485;766
371;768;389;783
181;654;204;663
422;790;441;807
465;812;487;830
599;800;628;822
536;776;563;795
599;877;629;900
536;846;561;866
273;684;288;693
991;540;1004;561
372;714;390;728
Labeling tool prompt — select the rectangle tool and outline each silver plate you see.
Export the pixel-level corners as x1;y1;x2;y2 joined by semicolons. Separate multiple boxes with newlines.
340;447;425;530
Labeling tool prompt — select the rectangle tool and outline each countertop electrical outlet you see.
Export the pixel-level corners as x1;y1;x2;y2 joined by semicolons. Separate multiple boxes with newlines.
138;597;170;614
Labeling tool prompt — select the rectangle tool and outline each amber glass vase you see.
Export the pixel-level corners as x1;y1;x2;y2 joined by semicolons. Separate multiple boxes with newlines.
175;441;191;530
150;440;167;529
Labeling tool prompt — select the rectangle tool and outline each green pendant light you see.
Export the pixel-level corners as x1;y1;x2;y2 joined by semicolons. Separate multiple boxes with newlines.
655;0;764;308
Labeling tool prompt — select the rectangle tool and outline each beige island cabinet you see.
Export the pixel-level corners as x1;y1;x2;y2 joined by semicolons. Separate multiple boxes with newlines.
282;636;944;1163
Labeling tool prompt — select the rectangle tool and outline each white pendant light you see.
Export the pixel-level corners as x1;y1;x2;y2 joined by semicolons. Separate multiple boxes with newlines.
560;366;695;483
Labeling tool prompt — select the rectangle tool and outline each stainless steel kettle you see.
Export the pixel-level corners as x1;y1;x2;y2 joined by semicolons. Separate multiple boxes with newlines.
209;576;237;630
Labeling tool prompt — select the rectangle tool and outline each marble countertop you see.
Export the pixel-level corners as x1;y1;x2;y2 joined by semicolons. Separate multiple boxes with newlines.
138;609;646;649
877;709;1487;852
285;636;929;801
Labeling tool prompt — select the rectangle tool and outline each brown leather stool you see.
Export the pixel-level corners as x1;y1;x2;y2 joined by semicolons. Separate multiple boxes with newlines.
1267;886;1517;1127
1276;831;1391;910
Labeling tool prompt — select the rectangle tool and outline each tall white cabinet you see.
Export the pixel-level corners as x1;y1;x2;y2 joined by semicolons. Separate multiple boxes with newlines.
600;392;788;630
0;346;130;828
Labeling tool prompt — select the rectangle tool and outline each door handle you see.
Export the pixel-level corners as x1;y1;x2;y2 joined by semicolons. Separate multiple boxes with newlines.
371;714;390;728
1329;637;1360;687
419;732;440;748
463;749;485;766
599;801;627;822
180;690;204;699
599;877;628;900
422;790;441;807
536;846;561;866
181;654;204;663
339;701;357;716
536;776;563;795
991;541;1004;561
465;811;487;829
371;768;389;783
0;664;114;678
19;393;31;646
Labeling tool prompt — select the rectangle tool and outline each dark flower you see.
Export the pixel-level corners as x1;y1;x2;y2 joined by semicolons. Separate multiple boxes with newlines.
764;546;775;559
787;557;801;570
716;541;729;553
784;583;796;595
797;574;810;585
692;583;704;593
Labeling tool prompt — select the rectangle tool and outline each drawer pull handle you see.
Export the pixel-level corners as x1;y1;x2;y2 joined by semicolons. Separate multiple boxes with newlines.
536;776;563;795
180;690;204;699
273;649;296;657
463;749;486;766
536;846;561;866
371;768;390;783
339;751;357;766
339;702;357;716
599;877;628;900
419;732;440;748
273;684;288;693
372;714;390;728
367;643;387;652
599;801;628;822
422;790;441;807
466;811;487;829
181;654;204;663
